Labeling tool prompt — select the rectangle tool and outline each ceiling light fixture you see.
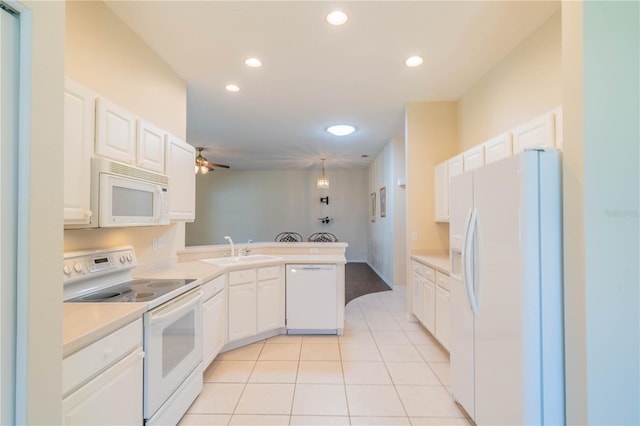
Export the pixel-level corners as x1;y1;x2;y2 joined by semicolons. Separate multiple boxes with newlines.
244;57;262;68
326;10;348;26
195;147;231;174
225;84;240;92
405;55;424;67
326;124;356;136
317;158;329;189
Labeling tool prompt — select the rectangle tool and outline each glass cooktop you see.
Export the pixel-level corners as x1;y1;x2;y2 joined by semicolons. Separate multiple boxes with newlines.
67;279;197;303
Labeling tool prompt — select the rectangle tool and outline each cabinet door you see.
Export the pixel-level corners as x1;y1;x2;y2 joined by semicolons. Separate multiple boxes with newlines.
434;161;449;222
202;290;227;368
257;277;284;332
422;279;436;333
512;112;555;154
435;286;450;351
484;132;513;165
64;80;95;225
228;283;257;342
136;119;165;173
412;267;423;321
448;155;464;178
62;348;143;425
95;97;136;164
463;145;485;171
165;134;196;221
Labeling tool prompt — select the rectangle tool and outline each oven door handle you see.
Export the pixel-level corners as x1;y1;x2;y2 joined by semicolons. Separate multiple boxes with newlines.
147;289;203;326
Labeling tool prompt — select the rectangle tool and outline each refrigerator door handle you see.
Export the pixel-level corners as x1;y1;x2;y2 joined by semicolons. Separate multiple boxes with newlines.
465;208;479;316
461;209;476;315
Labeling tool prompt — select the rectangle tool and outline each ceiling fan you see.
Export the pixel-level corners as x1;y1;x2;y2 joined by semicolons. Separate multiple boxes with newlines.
195;147;230;174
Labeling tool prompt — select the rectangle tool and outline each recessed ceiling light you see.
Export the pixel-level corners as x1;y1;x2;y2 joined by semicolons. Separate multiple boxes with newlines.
405;56;424;67
244;57;262;68
326;10;348;26
225;84;240;92
326;124;356;136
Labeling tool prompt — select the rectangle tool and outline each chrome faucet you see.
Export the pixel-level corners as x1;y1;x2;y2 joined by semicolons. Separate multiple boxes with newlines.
224;236;234;257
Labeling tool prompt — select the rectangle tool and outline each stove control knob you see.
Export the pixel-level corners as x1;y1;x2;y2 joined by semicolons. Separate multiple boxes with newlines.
126;254;133;262
74;263;84;273
63;265;72;275
120;255;126;264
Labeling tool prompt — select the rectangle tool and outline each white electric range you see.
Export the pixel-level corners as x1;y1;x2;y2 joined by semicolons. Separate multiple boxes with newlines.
64;246;203;426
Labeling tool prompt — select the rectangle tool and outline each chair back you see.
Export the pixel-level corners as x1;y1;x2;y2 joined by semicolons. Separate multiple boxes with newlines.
275;232;303;242
308;232;338;242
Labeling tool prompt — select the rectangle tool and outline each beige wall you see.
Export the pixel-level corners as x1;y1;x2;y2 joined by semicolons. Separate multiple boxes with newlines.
457;11;561;152
65;1;186;138
63;1;189;268
405;102;457;258
14;1;65;423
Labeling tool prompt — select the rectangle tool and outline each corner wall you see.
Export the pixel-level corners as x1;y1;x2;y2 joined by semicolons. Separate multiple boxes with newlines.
457;11;561;152
63;1;189;267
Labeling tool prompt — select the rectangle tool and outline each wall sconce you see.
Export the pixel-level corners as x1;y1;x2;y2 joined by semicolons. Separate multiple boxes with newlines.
317;158;329;189
320;196;329;205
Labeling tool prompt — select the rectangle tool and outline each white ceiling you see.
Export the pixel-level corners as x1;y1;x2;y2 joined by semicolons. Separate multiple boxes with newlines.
105;1;559;170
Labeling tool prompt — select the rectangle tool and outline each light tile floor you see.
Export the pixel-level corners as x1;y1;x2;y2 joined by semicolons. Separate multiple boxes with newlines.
179;287;471;426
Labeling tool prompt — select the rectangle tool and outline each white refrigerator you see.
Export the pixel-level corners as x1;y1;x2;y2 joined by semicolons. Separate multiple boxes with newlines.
449;148;565;425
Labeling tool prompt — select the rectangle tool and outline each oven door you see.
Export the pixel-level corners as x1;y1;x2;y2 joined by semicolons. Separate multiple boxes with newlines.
143;288;203;419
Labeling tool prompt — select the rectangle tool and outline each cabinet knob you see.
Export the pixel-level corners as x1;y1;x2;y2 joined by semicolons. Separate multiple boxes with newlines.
74;263;84;273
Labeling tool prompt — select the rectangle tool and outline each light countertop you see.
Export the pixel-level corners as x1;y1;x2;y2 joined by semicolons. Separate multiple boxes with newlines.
411;254;450;274
64;253;346;355
63;303;146;358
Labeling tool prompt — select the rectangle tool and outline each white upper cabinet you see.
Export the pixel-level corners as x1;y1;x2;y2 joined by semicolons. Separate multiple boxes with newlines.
434;161;449;222
512;112;555;154
165;134;196;221
64;79;96;226
484;132;513;165
136;119;166;173
462;145;485;171
95;97;136;164
448;154;464;178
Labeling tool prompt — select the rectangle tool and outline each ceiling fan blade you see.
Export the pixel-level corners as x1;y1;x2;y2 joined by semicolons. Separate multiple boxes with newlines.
205;161;230;169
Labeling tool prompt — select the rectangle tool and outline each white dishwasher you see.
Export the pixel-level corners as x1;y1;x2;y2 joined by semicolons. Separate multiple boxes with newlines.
286;264;337;334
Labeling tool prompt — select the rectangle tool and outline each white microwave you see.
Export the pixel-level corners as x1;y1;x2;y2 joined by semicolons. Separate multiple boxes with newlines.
73;157;170;228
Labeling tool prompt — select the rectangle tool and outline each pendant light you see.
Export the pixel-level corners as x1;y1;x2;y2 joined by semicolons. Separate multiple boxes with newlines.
317;158;329;189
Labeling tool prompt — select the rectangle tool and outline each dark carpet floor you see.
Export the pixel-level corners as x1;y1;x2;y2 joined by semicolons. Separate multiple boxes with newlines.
345;262;391;305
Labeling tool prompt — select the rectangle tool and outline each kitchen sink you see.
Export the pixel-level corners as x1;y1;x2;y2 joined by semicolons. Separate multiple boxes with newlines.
201;255;282;266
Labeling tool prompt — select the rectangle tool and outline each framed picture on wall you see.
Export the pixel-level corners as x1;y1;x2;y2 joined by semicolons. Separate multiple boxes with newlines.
370;192;376;222
380;186;386;217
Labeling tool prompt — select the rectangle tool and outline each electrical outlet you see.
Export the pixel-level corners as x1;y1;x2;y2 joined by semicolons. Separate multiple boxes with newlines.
152;238;158;250
310;248;319;254
412;231;418;241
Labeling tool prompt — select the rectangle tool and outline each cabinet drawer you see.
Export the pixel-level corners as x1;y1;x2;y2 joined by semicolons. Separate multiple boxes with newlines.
411;261;422;274
202;275;225;301
63;318;142;396
258;265;280;281
229;268;256;285
423;265;435;283
436;271;450;291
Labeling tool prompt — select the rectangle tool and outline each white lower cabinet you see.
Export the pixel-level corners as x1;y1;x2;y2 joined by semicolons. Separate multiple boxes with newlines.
412;261;423;322
228;281;257;342
257;266;284;332
62;319;143;425
202;276;227;367
422;277;436;333
435;271;451;351
411;259;450;351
